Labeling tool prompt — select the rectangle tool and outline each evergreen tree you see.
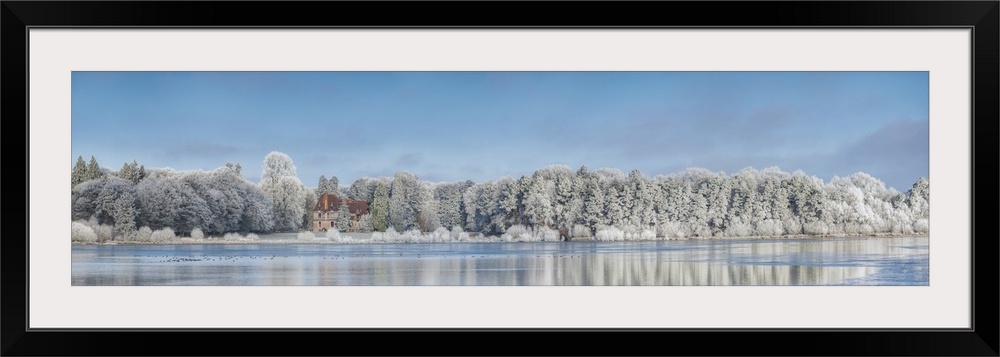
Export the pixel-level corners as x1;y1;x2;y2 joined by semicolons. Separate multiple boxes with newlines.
698;176;732;236
316;175;339;195
604;185;626;227
553;171;580;235
496;177;524;228
434;181;471;230
302;189;317;230
119;160;144;184
86;156;100;180
111;191;138;240
582;179;606;232
370;181;389;232
347;177;376;201
71;156;87;187
329;176;339;195
337;203;352;231
317;176;329;196
906;177;930;218
388;172;419;231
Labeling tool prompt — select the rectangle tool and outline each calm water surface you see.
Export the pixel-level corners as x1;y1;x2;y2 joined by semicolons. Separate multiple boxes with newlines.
71;236;928;286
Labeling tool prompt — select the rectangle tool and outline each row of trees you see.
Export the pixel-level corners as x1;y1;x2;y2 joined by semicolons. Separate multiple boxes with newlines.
70;156;106;187
71;162;278;239
71;151;929;242
343;165;929;239
71;152;318;241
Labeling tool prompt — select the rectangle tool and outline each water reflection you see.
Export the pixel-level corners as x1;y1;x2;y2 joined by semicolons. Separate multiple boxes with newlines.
71;237;928;286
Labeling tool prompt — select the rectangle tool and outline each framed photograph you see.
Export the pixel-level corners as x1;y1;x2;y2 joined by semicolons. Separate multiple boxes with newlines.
4;1;996;356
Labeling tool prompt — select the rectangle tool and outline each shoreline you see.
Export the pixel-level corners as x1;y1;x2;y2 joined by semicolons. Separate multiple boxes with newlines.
72;232;929;245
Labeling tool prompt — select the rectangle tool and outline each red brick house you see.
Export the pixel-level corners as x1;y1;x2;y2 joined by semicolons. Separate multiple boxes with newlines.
312;193;369;232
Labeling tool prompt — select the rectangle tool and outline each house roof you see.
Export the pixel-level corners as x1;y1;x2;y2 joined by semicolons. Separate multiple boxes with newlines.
314;193;369;215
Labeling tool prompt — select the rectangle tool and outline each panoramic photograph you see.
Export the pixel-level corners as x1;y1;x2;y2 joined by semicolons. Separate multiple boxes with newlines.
70;71;929;286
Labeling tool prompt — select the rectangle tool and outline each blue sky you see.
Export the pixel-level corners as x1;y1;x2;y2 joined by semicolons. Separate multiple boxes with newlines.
72;72;929;191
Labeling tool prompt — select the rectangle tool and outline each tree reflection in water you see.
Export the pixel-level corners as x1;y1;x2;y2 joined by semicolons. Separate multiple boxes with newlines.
72;236;928;286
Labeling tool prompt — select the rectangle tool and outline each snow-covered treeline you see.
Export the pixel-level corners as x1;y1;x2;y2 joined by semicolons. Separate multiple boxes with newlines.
71;153;300;242
72;164;277;239
346;165;929;240
72;151;337;243
71;151;928;243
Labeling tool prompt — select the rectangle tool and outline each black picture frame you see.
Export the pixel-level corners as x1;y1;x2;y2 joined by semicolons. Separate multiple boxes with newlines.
2;1;997;356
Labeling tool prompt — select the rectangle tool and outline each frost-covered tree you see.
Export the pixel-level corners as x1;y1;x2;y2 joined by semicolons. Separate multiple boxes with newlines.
336;203;352;231
73;176;140;240
118;160;145;184
626;169;656;230
370;181;390;232
685;187;712;237
299;189;315;230
759;175;793;232
463;181;500;235
415;182;441;232
388;171;421;231
71;176;136;226
261;151;298;185
71;180;101;221
86;156;101;181
240;186;275;233
495;177;524;229
111;191;138;240
229;163;242;176
434;181;472;230
263;175;308;232
462;183;484;232
554;170;582;236
135;175;195;232
71;156;87;188
698;176;732;237
72;155;106;188
604;185;626;228
357;213;373;232
581;176;607;234
531;165;576;233
260;152;308;232
786;172;828;233
347;177;381;202
317;175;339;195
523;176;554;229
825;172;893;234
328;176;339;195
417;199;441;232
906;177;930;219
317;176;329;196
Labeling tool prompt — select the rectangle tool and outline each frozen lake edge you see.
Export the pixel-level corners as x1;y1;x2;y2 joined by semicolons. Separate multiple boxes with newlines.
70;232;931;245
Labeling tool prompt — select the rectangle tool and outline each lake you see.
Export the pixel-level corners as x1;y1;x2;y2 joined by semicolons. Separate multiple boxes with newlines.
71;236;928;286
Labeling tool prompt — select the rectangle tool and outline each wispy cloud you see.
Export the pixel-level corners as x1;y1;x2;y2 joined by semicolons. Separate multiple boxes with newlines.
394;153;424;167
165;140;240;159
